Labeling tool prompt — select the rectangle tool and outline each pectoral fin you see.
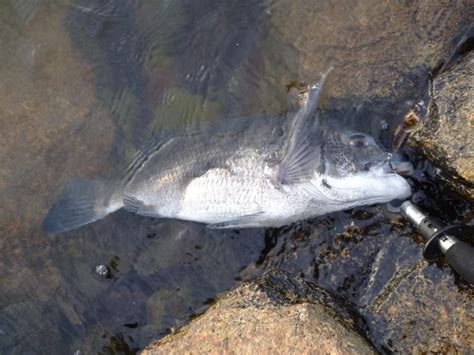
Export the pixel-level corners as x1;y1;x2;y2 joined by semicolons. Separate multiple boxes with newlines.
279;67;332;184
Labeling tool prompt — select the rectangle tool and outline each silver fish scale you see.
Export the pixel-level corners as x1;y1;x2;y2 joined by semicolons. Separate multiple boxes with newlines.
177;150;279;223
122;118;291;223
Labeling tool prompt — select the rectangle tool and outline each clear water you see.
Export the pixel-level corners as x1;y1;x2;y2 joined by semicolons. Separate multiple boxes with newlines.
0;1;472;354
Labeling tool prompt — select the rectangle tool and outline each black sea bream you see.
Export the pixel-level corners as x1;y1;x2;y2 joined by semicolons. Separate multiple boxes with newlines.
44;71;411;233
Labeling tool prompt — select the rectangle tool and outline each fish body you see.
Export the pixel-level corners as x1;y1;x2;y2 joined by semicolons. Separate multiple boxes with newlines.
44;72;412;233
121;117;314;228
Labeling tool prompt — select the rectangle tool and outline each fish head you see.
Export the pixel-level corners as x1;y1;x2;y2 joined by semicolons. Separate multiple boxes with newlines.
319;129;412;205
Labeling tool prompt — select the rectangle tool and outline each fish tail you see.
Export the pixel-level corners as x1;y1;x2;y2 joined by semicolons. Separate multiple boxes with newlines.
43;178;124;233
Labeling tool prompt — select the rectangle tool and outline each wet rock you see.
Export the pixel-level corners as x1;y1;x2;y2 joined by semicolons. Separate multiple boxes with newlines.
409;51;474;199
365;262;474;353
264;0;471;102
142;273;376;355
240;209;474;353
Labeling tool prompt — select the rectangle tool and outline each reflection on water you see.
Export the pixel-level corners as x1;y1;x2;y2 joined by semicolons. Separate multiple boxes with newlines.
0;0;472;353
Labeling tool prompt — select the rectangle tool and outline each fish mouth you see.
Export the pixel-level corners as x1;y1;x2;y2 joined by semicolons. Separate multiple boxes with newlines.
323;167;412;204
370;152;414;176
388;160;414;176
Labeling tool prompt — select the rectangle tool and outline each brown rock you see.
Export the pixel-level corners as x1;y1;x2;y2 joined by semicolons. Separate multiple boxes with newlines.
366;262;474;353
409;51;474;199
244;0;472;116
142;282;376;355
272;0;471;97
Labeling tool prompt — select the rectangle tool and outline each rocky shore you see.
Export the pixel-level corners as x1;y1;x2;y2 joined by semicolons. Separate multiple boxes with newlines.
409;51;474;199
143;272;376;355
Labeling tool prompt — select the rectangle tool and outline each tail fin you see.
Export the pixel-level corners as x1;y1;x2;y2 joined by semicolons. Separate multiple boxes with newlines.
43;178;124;233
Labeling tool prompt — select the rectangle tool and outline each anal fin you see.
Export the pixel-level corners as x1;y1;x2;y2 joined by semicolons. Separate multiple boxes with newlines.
123;194;159;217
207;212;265;229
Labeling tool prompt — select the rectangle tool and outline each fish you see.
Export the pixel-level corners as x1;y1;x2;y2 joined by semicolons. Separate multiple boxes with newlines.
43;70;412;233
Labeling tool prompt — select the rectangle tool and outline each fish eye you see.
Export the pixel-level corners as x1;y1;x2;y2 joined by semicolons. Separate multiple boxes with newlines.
349;134;368;148
363;162;372;171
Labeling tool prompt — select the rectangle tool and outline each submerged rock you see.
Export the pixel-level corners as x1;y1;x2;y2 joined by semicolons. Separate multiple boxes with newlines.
0;2;116;237
259;0;472;105
0;2;116;353
409;51;474;199
142;272;376;355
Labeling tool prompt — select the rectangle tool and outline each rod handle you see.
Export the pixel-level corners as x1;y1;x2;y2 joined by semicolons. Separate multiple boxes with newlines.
445;241;474;284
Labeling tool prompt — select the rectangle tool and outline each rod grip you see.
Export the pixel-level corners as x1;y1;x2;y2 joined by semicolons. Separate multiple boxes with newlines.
445;241;474;284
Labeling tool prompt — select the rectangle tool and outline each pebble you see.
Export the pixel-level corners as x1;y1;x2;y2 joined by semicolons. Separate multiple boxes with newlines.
94;264;110;279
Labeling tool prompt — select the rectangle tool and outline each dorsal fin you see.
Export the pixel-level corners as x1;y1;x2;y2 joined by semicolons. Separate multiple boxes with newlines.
121;126;207;184
279;67;333;184
121;135;175;183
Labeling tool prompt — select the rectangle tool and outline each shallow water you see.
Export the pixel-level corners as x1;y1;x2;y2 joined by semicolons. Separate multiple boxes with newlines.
0;0;472;353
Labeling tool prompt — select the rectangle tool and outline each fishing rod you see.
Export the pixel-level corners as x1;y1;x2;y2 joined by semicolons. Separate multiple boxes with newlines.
400;200;474;285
